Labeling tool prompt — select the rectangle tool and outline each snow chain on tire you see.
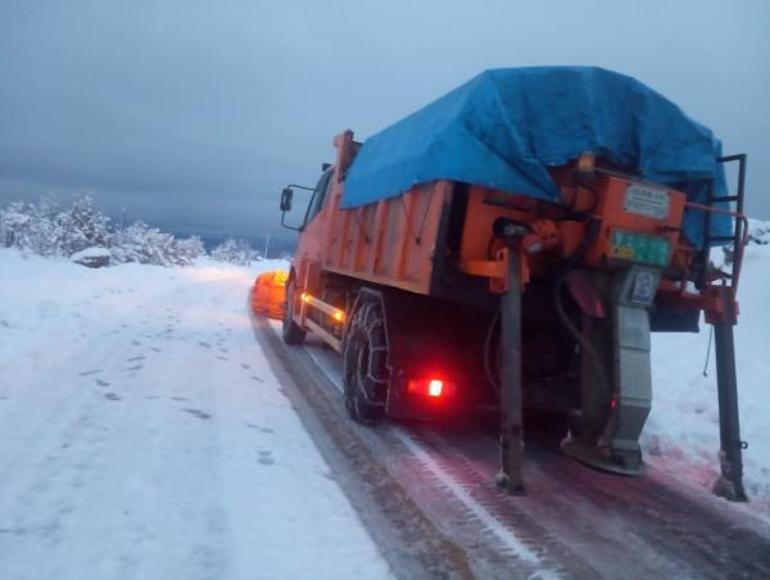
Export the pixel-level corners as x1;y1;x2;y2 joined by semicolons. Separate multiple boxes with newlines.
343;298;389;424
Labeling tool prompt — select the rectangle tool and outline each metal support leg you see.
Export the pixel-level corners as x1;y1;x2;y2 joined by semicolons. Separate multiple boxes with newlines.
713;323;748;501
496;251;525;495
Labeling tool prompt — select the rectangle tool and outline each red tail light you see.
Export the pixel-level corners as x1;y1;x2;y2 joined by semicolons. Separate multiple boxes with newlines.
407;378;453;398
427;379;444;397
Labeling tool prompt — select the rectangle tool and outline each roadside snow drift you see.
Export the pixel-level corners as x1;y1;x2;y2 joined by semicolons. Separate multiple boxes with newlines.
0;251;390;580
645;239;770;509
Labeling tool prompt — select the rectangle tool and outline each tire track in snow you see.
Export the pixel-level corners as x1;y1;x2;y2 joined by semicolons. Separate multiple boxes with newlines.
263;317;770;578
301;339;567;576
253;315;477;579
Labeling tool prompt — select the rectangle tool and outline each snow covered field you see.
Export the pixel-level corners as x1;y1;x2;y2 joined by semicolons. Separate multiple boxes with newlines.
0;236;768;579
0;251;390;580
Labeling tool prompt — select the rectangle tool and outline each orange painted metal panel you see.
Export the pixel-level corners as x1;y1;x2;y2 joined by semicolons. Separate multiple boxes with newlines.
579;174;686;268
296;134;451;296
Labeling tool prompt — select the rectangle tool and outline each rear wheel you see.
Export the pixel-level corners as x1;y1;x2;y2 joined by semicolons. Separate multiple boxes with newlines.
343;299;388;424
282;277;305;346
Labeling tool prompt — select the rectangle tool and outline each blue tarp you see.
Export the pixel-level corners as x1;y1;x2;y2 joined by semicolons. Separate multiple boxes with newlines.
341;67;730;248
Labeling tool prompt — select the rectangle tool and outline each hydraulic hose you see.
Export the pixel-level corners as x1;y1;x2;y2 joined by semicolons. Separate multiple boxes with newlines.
483;309;501;395
551;220;609;418
552;275;608;398
483;218;606;404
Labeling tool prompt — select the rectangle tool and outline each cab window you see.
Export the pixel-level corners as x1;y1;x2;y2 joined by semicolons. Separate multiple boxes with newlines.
304;169;334;225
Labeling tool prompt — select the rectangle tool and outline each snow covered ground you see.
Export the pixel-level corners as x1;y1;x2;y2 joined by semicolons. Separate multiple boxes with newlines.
0;233;768;579
0;251;391;580
645;240;770;512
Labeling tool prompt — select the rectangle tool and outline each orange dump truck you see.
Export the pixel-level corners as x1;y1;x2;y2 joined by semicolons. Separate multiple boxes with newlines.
274;67;749;499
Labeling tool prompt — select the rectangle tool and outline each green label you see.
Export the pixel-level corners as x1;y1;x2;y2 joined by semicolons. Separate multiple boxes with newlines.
611;230;670;267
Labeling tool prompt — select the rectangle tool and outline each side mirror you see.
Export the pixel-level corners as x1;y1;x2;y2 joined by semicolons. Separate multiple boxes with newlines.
279;182;314;232
280;187;293;212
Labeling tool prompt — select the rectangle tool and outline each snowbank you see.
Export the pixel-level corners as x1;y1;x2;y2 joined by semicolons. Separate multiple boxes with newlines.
748;217;770;245
645;236;770;511
0;249;390;580
70;246;112;260
70;245;112;268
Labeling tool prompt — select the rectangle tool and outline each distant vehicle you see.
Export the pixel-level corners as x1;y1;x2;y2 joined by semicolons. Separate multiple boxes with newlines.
274;67;749;499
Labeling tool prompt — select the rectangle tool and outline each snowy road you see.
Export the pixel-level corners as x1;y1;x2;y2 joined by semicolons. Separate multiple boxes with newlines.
0;253;391;580
260;318;770;579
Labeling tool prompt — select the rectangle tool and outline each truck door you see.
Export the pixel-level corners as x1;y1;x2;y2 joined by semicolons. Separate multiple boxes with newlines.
296;168;334;291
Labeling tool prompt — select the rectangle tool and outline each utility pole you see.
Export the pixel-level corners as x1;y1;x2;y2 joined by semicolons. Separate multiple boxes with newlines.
263;233;271;260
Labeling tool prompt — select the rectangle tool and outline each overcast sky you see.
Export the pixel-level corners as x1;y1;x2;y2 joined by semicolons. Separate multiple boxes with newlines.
1;0;768;240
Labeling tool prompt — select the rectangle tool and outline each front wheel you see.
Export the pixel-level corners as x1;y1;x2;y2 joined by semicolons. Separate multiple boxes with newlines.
343;299;389;424
282;277;306;346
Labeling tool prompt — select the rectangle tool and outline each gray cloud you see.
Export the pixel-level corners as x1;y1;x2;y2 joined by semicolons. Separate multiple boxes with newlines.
1;0;768;240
